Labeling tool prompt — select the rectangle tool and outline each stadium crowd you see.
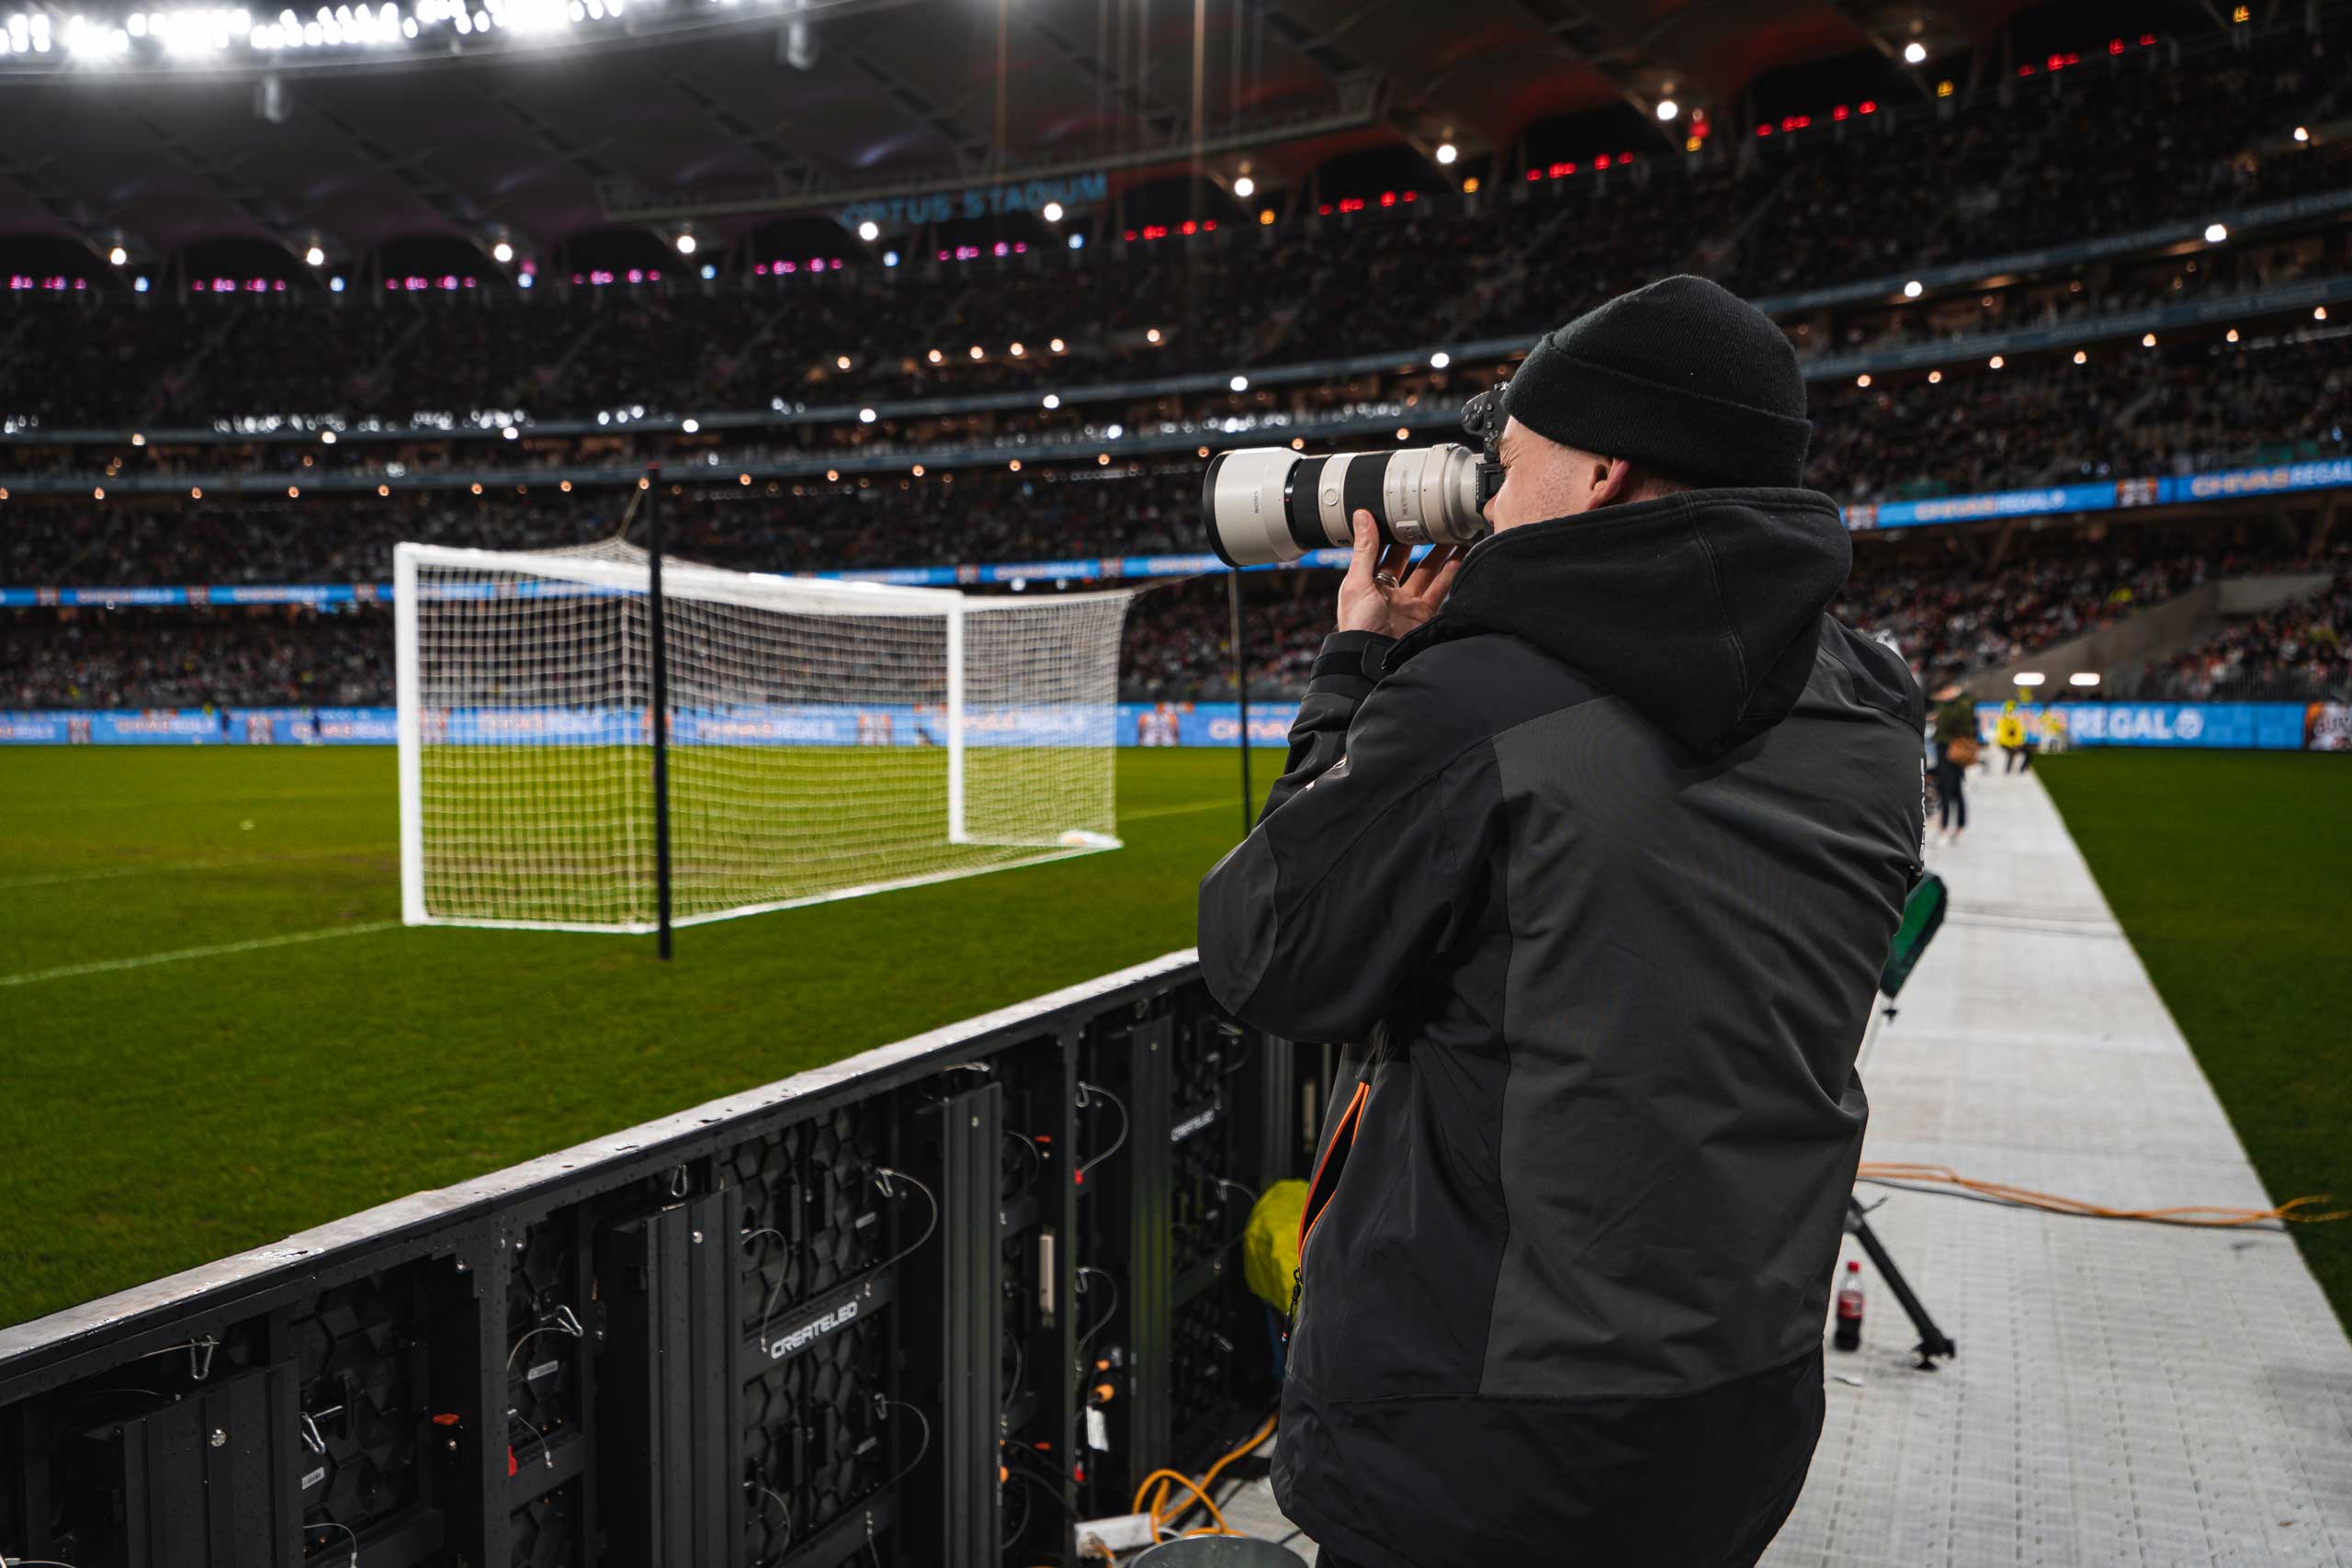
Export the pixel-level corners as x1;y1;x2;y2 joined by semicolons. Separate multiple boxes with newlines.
2135;571;2352;699
1;28;2340;433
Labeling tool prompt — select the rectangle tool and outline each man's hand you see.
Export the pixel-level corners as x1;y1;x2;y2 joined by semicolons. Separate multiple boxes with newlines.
1337;511;1464;637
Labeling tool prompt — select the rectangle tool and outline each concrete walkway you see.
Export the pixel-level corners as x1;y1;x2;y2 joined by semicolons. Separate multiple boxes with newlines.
1222;764;2352;1565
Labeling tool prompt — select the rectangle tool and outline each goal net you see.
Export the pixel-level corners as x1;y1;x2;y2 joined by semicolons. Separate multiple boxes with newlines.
393;540;1133;932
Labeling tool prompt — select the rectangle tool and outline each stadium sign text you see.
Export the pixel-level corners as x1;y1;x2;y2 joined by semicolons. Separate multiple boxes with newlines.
841;171;1108;230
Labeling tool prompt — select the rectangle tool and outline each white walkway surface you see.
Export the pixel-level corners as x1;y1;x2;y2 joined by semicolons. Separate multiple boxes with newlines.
1221;766;2352;1565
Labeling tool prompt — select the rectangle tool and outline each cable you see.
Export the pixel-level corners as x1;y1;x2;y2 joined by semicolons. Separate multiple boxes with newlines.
5;1559;86;1567
751;1483;793;1563
1001;1328;1025;1418
503;1304;582;1381
1151;1413;1277;1536
999;1468;1035;1551
1074;1082;1128;1179
1003;1131;1045;1200
1127;1468;1234;1541
742;1226;792;1358
1073;1266;1119;1359
506;1408;553;1472
870;1168;941;1273
303;1519;358;1566
871;1397;933;1501
1855;1162;2349;1229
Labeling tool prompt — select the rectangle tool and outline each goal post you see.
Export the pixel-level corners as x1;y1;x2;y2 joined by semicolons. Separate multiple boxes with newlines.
392;540;1132;933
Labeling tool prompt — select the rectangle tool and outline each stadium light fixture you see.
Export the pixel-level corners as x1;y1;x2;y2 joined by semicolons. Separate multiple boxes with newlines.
968;344;985;360
1430;351;1451;369
1903;41;1927;63
675;233;696;255
1229;375;1249;392
1988;355;2004;368
2069;672;2101;687
303;244;325;265
1230;175;1254;198
681;418;699;433
835;355;852;369
1434;141;1458;164
1042;201;1065;221
2143;333;2157;347
1856;374;1871;388
134;276;150;292
492;241;514;264
2295;126;2310;142
2013;672;2046;687
1903;279;1923;299
2226;329;2239;343
883;249;899;267
320;430;336;444
130;432;145;446
1928;370;1942;384
1042;393;1060;409
1050;338;1067;353
329;276;345;292
1068;232;1084;250
1655;100;1678;122
927;348;944;364
503;425;518;440
856;220;880;243
1105;423;1124;439
107;244;127;265
2203;222;2227;243
858;407;877;423
2318;307;2330;321
1009;459;1021;471
1009;342;1025;357
1145;327;1162;344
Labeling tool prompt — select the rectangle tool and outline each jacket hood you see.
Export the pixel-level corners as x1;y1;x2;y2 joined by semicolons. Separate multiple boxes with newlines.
1396;487;1852;756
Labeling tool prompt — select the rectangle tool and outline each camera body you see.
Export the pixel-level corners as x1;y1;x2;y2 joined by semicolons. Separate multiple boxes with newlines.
1203;386;1509;569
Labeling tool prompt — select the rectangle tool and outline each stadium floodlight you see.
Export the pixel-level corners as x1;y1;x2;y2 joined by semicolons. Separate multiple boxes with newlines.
1229;375;1249;392
675;233;696;254
107;244;127;265
2013;672;2046;687
1068;233;1084;250
1656;100;1678;122
883;249;899;266
1042;393;1060;409
303;244;325;265
492;240;514;263
1430;351;1451;368
1230;175;1254;198
392;540;1132;932
2204;222;2228;243
1435;141;1458;164
1049;338;1067;353
2295;126;2310;142
856;220;880;242
2069;672;2101;687
859;406;877;423
330;276;345;292
1903;279;1923;298
1104;423;1124;439
1903;40;1927;63
681;418;699;433
1042;201;1064;221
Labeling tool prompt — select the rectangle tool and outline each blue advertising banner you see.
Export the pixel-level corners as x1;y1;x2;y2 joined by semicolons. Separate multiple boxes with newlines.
1975;702;2329;750
7;701;2344;750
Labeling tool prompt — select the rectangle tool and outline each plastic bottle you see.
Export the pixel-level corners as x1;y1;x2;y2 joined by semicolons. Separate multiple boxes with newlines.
1833;1259;1865;1351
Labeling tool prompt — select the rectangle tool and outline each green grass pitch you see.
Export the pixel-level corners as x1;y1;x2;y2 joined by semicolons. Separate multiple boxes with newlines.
2041;751;2352;1327
6;748;2343;1336
0;746;1279;1329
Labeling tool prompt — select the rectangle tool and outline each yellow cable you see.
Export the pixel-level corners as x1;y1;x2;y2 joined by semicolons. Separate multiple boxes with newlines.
1856;1162;2348;1227
1154;1414;1277;1534
1130;1468;1234;1541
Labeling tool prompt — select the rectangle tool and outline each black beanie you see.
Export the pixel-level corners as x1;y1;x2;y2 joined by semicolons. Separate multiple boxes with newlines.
1501;275;1811;489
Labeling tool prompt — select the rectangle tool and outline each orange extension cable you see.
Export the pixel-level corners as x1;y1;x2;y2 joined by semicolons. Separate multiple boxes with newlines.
1856;1162;2348;1227
1134;1412;1279;1542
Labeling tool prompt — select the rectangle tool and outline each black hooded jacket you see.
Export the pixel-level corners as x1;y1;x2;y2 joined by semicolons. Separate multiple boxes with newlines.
1198;489;1924;1568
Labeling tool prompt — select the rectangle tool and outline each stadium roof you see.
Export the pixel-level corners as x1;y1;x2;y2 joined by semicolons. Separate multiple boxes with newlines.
0;0;2022;264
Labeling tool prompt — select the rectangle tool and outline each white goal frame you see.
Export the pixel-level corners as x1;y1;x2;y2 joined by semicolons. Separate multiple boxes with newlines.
393;542;1126;933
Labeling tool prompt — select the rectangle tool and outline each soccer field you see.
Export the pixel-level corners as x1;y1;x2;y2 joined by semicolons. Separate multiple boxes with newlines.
0;745;1278;1329
2041;751;2352;1327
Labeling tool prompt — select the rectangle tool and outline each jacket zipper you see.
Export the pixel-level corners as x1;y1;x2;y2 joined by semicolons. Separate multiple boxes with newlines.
1287;1078;1370;1344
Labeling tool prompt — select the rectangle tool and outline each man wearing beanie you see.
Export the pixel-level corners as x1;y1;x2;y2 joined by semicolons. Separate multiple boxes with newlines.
1200;276;1925;1567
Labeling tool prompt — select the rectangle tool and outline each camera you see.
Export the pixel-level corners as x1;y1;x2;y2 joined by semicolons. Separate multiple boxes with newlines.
1202;386;1508;569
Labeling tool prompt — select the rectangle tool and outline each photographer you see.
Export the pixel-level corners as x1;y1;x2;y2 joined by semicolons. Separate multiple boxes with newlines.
1199;276;1924;1568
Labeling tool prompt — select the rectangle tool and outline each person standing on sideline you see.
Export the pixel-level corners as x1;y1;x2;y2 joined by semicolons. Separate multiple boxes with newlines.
1995;700;2030;773
1199;276;1924;1568
1932;682;1978;843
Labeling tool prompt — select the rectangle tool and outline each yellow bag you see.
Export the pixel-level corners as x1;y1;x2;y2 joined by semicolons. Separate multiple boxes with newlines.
1243;1179;1309;1314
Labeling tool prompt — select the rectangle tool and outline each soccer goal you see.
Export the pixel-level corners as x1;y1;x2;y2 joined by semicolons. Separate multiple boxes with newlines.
393;537;1132;935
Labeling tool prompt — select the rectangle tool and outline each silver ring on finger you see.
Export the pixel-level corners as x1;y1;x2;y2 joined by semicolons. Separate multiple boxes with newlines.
1374;570;1399;589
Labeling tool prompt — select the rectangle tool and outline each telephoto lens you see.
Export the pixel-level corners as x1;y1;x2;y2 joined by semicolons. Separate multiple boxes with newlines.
1201;386;1509;568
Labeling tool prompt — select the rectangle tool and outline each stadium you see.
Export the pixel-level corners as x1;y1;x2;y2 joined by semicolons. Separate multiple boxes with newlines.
1;0;2349;1561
